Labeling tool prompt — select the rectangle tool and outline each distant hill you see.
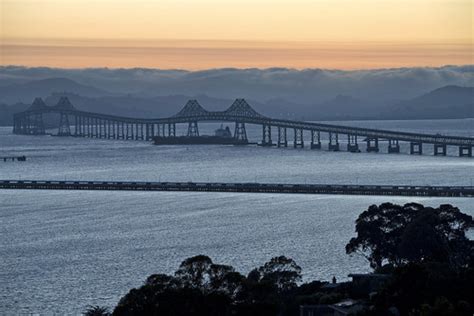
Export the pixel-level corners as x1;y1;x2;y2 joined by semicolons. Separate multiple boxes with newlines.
1;85;472;126
386;85;473;119
0;78;110;104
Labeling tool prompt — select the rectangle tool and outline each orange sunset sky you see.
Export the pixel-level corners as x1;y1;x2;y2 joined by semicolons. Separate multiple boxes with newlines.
0;0;472;69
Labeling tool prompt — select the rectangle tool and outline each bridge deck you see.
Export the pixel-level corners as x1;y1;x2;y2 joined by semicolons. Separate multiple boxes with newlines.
1;180;472;197
15;108;474;146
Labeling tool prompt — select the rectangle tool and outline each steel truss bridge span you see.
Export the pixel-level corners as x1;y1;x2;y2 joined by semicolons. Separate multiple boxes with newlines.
13;97;474;157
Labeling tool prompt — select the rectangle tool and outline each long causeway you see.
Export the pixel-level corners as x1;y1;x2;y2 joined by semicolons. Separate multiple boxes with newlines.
1;180;472;197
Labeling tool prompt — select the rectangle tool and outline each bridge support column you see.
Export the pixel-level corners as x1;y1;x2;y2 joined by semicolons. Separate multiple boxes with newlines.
119;122;124;139
328;132;339;151
187;121;199;137
388;139;400;153
294;128;304;148
366;138;379;152
96;118;100;138
58;113;71;136
311;130;321;149
261;124;272;146
125;123;129;140
234;122;248;143
434;144;447;156
89;118;93;138
80;117;84;137
459;146;472;157
168;123;176;137
100;119;104;138
91;118;96;138
410;142;423;155
347;134;359;152
277;127;287;147
30;113;45;135
73;116;78;136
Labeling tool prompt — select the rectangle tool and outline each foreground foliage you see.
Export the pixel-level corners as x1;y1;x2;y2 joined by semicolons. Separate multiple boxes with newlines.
85;203;473;316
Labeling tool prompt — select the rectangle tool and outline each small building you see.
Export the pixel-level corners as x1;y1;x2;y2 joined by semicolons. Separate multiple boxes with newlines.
348;273;391;297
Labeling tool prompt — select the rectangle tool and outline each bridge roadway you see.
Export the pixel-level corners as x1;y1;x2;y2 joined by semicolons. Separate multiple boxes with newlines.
1;180;473;197
13;97;474;156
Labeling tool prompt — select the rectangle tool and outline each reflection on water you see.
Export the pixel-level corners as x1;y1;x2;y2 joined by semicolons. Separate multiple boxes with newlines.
0;119;473;314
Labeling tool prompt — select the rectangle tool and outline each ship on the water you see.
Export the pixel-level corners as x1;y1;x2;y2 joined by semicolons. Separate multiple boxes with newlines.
153;125;248;145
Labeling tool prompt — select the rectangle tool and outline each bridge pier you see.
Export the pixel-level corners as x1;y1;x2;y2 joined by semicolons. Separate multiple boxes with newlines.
161;124;166;137
90;118;96;138
88;118;93;138
168;123;176;137
187;121;199;137
366;138;379;152
97;119;101;138
234;122;248;143
33;113;45;135
118;122;124;139
434;144;447;156
347;134;359;152
459;146;472;157
261;124;273;146
277;127;287;147
311;130;321;149
328;132;339;151
388;139;400;153
410;142;423;155
294;128;304;148
58;113;71;136
145;123;150;140
100;119;105;138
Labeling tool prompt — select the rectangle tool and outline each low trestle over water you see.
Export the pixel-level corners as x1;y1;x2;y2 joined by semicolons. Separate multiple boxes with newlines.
1;180;472;197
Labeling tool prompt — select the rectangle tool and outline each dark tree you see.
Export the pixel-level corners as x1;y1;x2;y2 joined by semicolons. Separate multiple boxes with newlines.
175;255;214;288
346;203;473;270
249;256;302;291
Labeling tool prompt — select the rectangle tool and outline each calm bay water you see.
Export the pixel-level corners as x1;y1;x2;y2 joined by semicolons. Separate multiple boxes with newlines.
1;119;473;315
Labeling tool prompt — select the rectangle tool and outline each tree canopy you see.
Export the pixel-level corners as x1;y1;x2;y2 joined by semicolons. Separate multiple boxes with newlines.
346;203;473;270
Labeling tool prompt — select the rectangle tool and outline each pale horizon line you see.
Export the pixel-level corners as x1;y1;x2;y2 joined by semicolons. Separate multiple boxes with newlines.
1;63;473;73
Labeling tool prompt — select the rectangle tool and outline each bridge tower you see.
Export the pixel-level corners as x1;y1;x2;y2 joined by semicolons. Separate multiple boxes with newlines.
328;132;339;151
58;113;71;136
277;127;287;147
187;121;199;137
347;135;359;152
234;122;248;142
311;130;321;149
294;128;304;148
261;124;272;146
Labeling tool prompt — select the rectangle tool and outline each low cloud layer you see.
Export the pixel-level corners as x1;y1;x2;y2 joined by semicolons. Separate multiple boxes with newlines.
1;65;473;104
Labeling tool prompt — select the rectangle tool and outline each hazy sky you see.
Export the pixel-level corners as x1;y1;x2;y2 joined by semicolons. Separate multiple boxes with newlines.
1;0;472;69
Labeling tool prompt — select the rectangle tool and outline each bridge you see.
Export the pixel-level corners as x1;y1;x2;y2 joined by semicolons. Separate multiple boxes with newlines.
13;96;474;157
1;180;473;197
